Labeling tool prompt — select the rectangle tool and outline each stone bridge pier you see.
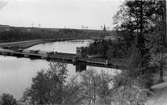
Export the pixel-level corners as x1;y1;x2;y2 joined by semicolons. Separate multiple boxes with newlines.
74;47;87;72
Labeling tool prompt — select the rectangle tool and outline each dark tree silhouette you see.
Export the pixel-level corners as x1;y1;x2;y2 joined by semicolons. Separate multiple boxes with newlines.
1;93;17;105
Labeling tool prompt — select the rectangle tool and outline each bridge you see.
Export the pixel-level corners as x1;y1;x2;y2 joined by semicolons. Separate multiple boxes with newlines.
0;48;128;72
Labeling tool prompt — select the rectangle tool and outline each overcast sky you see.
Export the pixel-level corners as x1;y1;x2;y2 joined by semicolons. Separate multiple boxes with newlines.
0;0;124;29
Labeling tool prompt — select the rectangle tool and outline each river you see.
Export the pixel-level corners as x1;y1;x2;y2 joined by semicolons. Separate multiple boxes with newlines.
0;40;120;100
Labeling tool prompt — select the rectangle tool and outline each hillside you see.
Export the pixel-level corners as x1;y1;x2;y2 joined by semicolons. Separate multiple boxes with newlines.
0;24;117;42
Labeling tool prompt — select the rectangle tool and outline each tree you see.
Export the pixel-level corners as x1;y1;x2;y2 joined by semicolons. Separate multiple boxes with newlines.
109;70;151;105
62;76;85;105
0;93;17;105
78;70;113;105
113;0;166;84
23;63;68;104
96;70;113;105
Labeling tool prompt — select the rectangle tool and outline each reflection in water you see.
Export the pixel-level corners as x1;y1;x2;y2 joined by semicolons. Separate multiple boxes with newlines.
0;56;48;99
0;40;120;100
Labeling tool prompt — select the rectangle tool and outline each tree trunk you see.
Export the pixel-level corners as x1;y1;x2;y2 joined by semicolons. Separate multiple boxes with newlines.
159;0;166;82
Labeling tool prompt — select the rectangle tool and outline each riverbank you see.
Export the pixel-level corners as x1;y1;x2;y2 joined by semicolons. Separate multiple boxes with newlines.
0;39;46;50
0;39;77;50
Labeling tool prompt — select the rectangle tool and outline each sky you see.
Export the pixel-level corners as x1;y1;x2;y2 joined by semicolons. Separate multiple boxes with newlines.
0;0;124;29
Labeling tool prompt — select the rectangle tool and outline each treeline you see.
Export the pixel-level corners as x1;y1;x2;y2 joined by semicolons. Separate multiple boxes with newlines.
79;0;166;104
0;26;106;42
81;39;130;59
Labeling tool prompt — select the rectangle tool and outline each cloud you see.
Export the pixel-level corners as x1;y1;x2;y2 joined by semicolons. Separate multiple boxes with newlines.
11;0;124;3
0;0;8;9
12;0;39;2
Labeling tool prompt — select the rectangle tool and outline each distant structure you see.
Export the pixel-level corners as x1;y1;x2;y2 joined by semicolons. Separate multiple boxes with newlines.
76;47;83;57
31;24;34;28
81;25;88;29
103;24;106;31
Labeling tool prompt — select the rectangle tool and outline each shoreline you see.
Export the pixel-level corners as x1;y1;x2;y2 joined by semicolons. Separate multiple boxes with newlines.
0;38;88;50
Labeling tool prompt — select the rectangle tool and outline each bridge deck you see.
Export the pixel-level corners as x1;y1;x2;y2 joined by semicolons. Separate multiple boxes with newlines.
0;48;128;70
